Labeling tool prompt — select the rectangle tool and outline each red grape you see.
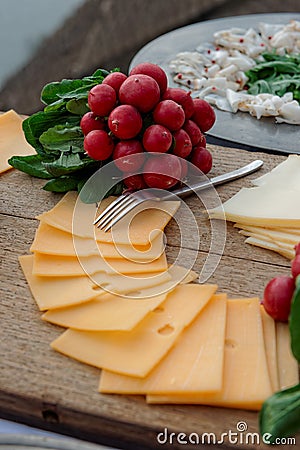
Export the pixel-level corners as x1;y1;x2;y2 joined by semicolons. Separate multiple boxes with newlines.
162;88;194;119
142;124;172;153
123;173;147;190
192;98;216;132
291;255;300;279
263;276;295;321
130;62;168;95
102;72;127;93
119;74;160;113
88;84;116;117
108;105;142;139
80;112;106;135
190;146;213;174
143;154;181;189
84;130;114;161
153;100;185;131
294;243;300;256
183;119;206;146
172;129;192;158
113;140;145;173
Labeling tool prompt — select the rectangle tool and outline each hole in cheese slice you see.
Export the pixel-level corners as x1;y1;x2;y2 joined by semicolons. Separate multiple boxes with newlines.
0;110;33;173
50;283;217;377
99;293;227;394
147;297;273;410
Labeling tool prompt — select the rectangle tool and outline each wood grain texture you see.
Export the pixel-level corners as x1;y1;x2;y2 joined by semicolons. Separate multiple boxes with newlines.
0;144;296;449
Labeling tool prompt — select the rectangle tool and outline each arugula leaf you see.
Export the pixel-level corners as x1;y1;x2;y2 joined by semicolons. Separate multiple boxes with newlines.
8;154;53;179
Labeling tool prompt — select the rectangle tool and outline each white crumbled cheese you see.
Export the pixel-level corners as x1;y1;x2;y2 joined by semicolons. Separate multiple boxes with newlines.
169;20;300;125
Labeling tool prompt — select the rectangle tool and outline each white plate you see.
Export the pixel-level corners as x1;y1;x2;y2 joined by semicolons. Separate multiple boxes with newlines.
130;13;300;154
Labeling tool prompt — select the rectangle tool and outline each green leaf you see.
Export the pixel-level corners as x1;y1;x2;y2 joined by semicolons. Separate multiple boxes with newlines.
259;384;300;443
289;275;300;362
66;98;89;115
41;79;90;105
39;124;84;153
8;154;53;179
43;175;81;192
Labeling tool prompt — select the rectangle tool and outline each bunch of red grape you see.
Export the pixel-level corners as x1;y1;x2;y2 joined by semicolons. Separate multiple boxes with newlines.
80;62;216;190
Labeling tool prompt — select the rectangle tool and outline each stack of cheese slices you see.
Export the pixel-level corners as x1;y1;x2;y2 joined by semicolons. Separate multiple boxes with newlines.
209;155;300;260
19;191;298;410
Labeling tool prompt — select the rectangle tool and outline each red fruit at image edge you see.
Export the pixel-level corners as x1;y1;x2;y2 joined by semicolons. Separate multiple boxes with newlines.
80;112;106;135
113;140;145;173
162;87;195;119
291;254;300;279
102;72;128;93
84;130;114;161
192;98;216;132
143;153;182;189
190;146;213;174
294;242;300;256
88;84;117;117
130;62;168;95
142;124;172;153
119;74;160;113
263;276;295;322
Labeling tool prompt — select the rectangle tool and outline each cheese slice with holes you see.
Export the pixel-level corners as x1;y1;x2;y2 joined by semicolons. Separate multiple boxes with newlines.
20;255;194;310
37;191;180;246
276;322;299;390
0;110;33;173
51;283;217;377
260;305;279;392
147;298;273;410
32;251;168;276
99;293;227;393
209;184;300;228
30;222;164;261
41;266;197;330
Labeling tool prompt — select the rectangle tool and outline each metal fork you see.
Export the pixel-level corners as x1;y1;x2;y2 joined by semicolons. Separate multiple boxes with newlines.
94;159;263;231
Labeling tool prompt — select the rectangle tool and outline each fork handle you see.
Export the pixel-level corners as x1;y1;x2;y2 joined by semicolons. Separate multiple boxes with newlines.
160;159;264;200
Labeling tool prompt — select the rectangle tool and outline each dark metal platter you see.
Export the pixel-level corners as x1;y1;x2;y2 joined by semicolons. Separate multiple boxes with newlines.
130;13;300;154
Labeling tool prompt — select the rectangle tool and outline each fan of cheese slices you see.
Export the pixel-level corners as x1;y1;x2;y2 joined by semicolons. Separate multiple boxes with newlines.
18;191;298;411
209;155;300;260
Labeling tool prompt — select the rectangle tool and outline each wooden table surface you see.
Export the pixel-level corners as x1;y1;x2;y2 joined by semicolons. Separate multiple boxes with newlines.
0;144;295;449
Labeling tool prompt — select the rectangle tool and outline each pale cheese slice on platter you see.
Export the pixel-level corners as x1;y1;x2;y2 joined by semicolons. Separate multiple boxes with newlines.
276;322;299;390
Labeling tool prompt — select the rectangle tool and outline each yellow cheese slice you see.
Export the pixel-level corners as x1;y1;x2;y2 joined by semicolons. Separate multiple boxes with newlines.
147;297;273;410
32;251;168;277
209;184;300;228
20;254;194;309
244;236;295;260
41;265;197;330
51;283;217;377
260;305;279;392
235;224;300;246
276;322;299;390
252;155;300;190
0;110;33;173
238;230;295;251
99;293;227;394
30;222;164;261
37;191;180;246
